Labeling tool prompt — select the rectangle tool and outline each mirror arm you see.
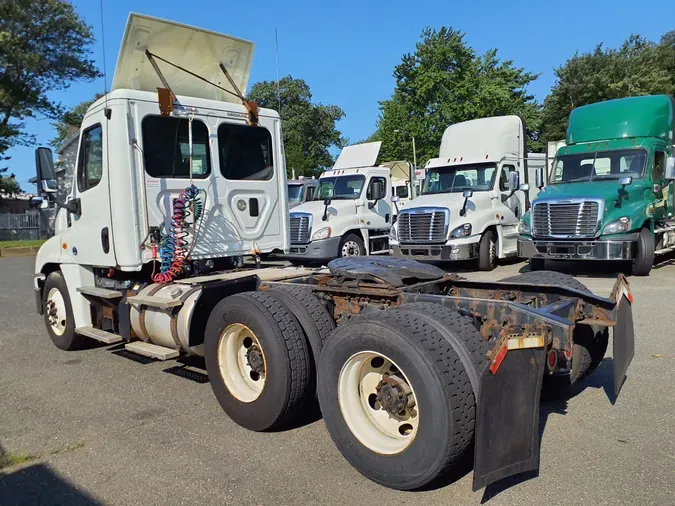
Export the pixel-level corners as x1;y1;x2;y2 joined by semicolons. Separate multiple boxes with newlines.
322;204;329;222
460;198;468;217
49;194;81;215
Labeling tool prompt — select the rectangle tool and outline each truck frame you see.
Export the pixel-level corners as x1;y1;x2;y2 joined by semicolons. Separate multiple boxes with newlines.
30;13;635;495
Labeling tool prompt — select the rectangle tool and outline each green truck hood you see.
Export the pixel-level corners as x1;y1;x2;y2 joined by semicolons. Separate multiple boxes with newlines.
532;180;650;232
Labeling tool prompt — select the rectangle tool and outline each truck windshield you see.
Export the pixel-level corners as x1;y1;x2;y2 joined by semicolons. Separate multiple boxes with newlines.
550;149;647;184
422;163;497;195
288;184;305;203
313;175;365;200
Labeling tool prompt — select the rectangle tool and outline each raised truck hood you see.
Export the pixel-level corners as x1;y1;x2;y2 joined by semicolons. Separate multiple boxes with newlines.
112;13;254;103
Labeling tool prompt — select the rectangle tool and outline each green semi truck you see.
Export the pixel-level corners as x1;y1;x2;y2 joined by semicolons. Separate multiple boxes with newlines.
518;95;675;275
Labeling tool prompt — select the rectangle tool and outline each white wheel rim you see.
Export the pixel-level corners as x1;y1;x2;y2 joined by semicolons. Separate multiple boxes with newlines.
338;351;419;455
217;323;266;403
46;287;68;336
341;240;361;257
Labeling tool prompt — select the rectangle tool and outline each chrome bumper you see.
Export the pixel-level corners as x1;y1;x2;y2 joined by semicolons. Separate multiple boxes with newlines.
391;242;478;261
517;234;637;261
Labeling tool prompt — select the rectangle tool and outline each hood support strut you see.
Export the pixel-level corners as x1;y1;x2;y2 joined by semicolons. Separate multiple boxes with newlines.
144;50;259;125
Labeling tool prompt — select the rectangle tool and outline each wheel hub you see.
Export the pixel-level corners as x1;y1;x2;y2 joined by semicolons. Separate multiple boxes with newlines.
376;376;411;415
246;344;265;375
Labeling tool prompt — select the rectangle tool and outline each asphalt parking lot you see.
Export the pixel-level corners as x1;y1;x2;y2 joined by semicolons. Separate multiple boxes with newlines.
1;255;674;505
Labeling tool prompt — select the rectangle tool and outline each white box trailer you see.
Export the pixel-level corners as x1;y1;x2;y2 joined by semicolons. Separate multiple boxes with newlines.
29;13;635;496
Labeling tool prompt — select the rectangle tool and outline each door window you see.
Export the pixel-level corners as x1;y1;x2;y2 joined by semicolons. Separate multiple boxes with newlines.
77;124;104;191
367;177;387;199
141;116;211;179
499;165;516;191
654;151;666;180
306;186;315;201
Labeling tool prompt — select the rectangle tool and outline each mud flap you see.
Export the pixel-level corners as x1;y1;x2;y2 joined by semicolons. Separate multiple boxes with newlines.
613;295;634;398
472;347;546;491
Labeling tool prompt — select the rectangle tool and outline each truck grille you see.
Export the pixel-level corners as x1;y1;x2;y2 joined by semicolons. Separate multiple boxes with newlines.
290;214;311;244
532;200;601;238
398;208;449;243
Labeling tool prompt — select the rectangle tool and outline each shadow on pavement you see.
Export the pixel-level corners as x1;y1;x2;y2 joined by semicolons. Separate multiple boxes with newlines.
0;459;102;505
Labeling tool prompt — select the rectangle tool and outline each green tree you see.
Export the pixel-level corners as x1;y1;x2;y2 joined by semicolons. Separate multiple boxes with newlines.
50;94;103;147
370;27;541;165
0;166;20;194
0;0;100;158
248;76;346;177
541;32;675;142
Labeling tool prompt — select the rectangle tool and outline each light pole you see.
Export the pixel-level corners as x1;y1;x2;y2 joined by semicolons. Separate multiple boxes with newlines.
394;129;418;198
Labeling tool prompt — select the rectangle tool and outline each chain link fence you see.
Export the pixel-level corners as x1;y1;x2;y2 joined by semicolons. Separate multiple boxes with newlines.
0;212;44;241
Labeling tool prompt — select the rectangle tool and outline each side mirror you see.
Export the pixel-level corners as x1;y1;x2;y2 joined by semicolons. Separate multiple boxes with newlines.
460;190;473;216
391;196;400;203
370;180;385;201
35;147;57;194
535;167;544;189
508;171;520;191
29;196;49;209
615;176;632;208
665;156;675;180
322;198;331;222
519;183;530;192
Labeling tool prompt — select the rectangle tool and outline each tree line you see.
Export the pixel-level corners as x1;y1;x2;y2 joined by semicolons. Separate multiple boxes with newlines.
1;1;675;193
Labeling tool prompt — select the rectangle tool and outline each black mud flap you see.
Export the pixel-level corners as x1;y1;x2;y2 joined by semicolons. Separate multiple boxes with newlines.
472;347;546;491
613;295;635;398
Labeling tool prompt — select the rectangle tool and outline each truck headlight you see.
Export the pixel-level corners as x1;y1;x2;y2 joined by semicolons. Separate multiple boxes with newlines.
603;217;631;235
449;223;472;238
518;219;530;235
390;225;397;241
311;227;331;241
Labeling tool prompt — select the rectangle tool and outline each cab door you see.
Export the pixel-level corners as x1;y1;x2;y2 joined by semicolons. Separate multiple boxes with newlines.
61;114;116;266
360;174;392;230
494;164;521;254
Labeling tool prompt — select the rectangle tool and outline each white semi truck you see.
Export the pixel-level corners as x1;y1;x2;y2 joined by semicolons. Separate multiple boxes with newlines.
286;142;392;263
29;13;635;495
390;116;545;270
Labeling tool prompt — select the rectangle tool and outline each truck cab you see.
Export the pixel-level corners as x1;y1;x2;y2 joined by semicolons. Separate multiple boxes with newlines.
518;95;675;276
390;116;542;270
287;177;318;209
287;142;392;263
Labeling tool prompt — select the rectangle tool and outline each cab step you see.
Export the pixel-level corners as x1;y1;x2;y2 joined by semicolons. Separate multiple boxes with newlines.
126;294;183;309
75;326;124;344
77;286;123;299
125;341;180;360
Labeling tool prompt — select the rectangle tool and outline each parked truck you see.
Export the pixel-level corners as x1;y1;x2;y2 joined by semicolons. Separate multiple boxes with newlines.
30;13;635;494
390;116;545;270
518;95;675;275
286;142;392;263
287;177;318;209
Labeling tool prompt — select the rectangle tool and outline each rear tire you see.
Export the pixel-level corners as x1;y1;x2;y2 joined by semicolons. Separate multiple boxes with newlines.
204;291;311;431
318;309;478;490
267;286;335;399
477;230;497;271
42;271;83;351
499;270;608;382
631;227;654;276
339;233;365;257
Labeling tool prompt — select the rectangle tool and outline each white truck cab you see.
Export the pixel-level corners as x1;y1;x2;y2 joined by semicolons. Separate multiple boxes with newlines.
287;142;392;263
32;14;289;333
391;115;544;270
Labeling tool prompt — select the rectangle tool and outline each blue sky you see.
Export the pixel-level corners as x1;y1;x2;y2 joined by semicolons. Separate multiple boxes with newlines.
8;0;675;188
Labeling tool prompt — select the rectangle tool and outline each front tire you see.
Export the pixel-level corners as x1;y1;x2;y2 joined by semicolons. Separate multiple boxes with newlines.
339;233;365;257
318;309;477;490
42;271;83;351
632;227;654;276
477;229;497;271
204;292;311;431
